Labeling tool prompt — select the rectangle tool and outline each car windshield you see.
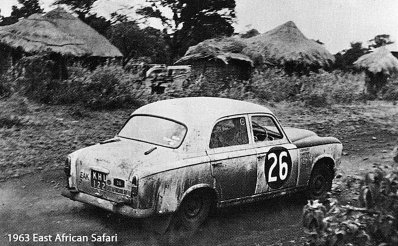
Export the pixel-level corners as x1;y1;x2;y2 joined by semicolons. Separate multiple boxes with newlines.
118;115;187;148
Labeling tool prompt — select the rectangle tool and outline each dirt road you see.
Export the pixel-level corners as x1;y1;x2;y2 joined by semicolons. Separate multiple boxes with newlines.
1;149;395;246
0;168;308;246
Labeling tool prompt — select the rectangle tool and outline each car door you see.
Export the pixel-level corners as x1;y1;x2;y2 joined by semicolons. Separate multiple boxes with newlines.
249;114;299;194
206;115;257;201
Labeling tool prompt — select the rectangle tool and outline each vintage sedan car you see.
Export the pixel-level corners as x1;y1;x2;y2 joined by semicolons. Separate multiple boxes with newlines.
62;97;342;229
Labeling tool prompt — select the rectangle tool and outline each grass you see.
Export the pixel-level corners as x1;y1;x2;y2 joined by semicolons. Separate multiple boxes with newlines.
0;97;132;180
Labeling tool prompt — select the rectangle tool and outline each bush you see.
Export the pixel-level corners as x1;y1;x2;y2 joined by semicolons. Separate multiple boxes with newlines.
80;65;146;109
0;59;372;109
303;165;398;246
298;71;365;107
250;69;298;102
0;95;32;128
382;76;398;101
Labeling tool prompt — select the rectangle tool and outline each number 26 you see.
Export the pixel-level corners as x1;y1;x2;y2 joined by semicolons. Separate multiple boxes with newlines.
268;151;289;182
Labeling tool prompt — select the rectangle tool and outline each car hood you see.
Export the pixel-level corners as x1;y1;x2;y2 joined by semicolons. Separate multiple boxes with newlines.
283;127;317;142
284;127;341;148
73;138;182;179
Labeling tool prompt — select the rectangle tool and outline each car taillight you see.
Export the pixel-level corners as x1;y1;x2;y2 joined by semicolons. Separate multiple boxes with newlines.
64;156;71;177
131;176;138;196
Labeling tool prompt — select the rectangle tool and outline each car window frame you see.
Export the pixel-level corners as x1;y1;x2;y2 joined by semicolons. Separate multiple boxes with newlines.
117;114;188;149
249;113;289;146
208;114;252;151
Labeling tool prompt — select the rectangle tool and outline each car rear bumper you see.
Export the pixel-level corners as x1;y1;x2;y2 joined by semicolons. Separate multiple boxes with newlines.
61;189;154;218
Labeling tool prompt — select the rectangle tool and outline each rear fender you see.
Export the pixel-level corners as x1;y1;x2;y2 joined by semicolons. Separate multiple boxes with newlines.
180;184;217;202
154;164;214;215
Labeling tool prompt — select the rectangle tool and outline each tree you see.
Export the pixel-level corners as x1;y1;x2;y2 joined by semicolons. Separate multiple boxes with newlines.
369;34;394;49
137;0;236;62
107;21;169;66
334;42;369;71
54;0;111;35
54;0;97;16
0;0;43;26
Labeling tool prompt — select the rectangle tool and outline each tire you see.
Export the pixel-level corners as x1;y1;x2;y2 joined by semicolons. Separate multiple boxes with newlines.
175;191;212;231
307;164;333;200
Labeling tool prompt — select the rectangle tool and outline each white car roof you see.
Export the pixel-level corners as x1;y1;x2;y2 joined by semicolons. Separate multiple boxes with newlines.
132;97;273;126
131;97;274;153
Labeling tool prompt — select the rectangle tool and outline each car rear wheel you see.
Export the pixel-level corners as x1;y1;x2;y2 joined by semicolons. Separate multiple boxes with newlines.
175;191;211;231
307;164;333;200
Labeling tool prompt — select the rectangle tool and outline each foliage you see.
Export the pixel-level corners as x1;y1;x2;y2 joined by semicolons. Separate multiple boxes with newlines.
0;58;391;110
0;0;43;26
381;75;398;101
250;69;298;102
1;62;149;109
247;69;365;106
369;34;394;49
0;95;30;128
299;71;366;105
137;0;236;61
107;21;169;65
303;165;398;246
53;0;97;15
80;65;146;109
334;42;369;72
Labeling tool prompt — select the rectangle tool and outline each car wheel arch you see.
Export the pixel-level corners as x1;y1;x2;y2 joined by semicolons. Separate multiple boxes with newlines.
306;155;335;199
310;155;336;179
178;184;218;211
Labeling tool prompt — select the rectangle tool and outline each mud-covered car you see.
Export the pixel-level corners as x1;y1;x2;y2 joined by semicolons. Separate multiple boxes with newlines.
62;97;342;229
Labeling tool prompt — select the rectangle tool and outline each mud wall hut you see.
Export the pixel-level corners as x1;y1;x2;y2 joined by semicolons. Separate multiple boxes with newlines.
175;38;253;91
0;8;122;77
354;46;398;97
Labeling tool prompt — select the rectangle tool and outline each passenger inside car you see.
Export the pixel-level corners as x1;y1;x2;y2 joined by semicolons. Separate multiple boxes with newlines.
210;117;249;148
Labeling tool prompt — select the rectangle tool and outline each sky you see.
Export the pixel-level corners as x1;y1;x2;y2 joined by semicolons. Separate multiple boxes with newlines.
0;0;397;53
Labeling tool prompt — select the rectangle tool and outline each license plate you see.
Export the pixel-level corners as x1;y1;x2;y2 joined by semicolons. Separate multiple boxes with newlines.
91;170;107;190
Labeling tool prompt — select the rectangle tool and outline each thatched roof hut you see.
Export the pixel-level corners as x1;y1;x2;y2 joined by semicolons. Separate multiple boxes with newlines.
243;21;335;72
354;46;398;75
0;7;122;57
175;38;254;91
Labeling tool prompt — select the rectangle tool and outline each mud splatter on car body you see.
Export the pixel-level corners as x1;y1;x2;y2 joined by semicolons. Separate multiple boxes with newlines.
62;97;342;222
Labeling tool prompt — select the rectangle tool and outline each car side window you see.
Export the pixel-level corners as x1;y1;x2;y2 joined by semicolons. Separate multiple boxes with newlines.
210;117;249;148
251;116;283;142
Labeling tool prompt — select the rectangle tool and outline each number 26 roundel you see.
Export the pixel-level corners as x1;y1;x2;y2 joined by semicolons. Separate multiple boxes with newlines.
264;147;292;189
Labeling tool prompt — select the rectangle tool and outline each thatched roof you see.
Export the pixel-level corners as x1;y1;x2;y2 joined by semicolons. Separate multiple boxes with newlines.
354;46;398;75
175;38;253;66
0;7;122;57
243;21;335;68
0;13;87;56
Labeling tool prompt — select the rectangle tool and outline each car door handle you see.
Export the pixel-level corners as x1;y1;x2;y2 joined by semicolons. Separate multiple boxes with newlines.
212;162;223;167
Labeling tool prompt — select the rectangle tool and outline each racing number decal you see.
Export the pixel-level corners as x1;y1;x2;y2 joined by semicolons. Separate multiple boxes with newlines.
265;147;292;189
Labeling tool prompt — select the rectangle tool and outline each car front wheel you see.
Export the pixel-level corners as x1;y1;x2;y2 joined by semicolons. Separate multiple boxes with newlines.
307;165;333;200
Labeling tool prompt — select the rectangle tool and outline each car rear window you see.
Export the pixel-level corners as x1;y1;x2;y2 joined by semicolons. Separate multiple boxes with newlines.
118;115;187;148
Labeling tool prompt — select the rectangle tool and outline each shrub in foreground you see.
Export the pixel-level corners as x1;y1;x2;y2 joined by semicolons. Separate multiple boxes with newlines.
303;165;398;246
